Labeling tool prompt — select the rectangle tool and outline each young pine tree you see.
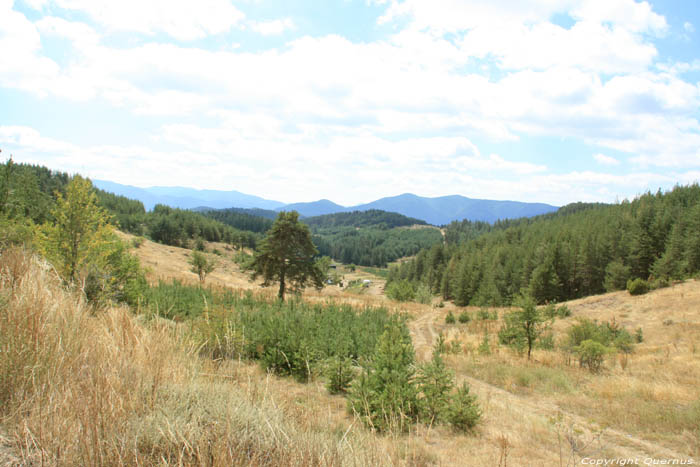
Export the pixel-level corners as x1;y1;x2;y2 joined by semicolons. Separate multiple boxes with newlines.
347;322;419;432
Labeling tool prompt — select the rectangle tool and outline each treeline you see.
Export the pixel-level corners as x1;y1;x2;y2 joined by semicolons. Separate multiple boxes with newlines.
0;160;259;249
312;226;443;267
305;209;427;229
388;185;700;305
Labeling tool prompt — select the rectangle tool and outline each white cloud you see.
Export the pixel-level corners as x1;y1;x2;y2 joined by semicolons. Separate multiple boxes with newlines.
1;0;699;205
249;18;295;36
29;0;246;40
594;153;620;165
684;21;695;33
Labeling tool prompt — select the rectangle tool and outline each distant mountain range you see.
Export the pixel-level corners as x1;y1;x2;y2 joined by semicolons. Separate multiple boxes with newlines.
93;180;285;211
93;180;558;225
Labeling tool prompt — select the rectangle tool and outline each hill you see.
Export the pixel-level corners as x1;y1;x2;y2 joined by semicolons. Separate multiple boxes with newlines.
91;179;558;224
304;209;427;229
281;194;558;225
352;193;558;225
93;180;284;211
389;184;700;306
276;199;346;217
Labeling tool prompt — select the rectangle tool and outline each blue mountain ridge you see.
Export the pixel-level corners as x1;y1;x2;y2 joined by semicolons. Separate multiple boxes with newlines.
93;180;558;225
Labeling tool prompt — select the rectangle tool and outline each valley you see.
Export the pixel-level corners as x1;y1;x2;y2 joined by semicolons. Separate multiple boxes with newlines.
120;231;699;464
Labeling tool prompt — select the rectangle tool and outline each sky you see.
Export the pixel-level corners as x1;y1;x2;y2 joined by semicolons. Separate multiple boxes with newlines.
1;0;699;206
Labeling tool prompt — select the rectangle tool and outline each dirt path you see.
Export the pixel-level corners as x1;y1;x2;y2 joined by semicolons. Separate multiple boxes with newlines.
407;308;690;461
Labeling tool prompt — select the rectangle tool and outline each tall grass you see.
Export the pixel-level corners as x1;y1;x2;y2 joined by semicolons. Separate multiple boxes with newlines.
0;248;391;465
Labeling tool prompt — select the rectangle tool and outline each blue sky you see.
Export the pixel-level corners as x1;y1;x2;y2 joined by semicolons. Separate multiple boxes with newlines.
1;0;699;206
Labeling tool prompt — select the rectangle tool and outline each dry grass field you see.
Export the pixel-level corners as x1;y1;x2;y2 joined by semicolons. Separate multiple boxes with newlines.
2;235;698;466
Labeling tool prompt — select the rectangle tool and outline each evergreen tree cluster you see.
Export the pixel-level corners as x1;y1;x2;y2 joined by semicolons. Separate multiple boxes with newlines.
312;226;443;267
305;209;427;229
200;207;275;233
147;204;258;248
388;185;700;305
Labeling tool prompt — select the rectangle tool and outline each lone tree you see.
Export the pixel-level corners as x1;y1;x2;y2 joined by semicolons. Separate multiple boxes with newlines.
189;250;215;285
39;175;113;284
498;294;548;360
248;211;324;300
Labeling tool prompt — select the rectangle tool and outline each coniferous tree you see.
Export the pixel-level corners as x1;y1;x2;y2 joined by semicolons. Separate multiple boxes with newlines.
248;211;324;300
347;322;419;432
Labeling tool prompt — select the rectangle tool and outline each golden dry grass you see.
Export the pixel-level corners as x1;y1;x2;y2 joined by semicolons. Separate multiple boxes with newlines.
122;231;700;464
7;232;699;466
0;248;399;466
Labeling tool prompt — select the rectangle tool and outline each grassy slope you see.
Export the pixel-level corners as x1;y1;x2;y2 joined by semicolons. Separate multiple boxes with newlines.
4;234;699;465
125;231;700;464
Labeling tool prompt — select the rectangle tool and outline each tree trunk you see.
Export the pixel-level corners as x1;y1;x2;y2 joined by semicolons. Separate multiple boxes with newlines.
278;266;286;300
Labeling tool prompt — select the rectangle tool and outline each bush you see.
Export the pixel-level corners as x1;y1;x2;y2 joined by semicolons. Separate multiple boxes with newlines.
386;279;416;302
325;356;356;394
416;352;453;424
131;236;145;248
415;284;433;305
537;332;555;350
564;317;635;356
627;278;650;295
347;323;419;432
477;308;491;320
650;277;670;290
458;310;471;323
575;340;609;372
556;304;571;318
445;383;481;433
478;333;491;355
445;310;456;324
635;327;644;343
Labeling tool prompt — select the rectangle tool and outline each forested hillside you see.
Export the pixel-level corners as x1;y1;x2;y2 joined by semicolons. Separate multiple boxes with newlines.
312;225;442;267
199;207;275;232
0;160;260;249
304;209;427;229
388;185;700;306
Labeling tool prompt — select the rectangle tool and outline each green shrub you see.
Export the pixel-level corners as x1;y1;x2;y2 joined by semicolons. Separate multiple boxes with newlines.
416;352;453;424
635;327;644;343
386;279;416;302
477;308;491;320
650;277;670;290
347;323;419;432
543;304;556;319
564;317;635;355
627;278;650;295
415;284;433;305
477;333;491;355
131;236;145;248
575;340;609;372
433;334;447;354
445;383;481;433
325;356;356;394
556;304;571;318
445;310;456;324
458;310;471;323
537;332;555;350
